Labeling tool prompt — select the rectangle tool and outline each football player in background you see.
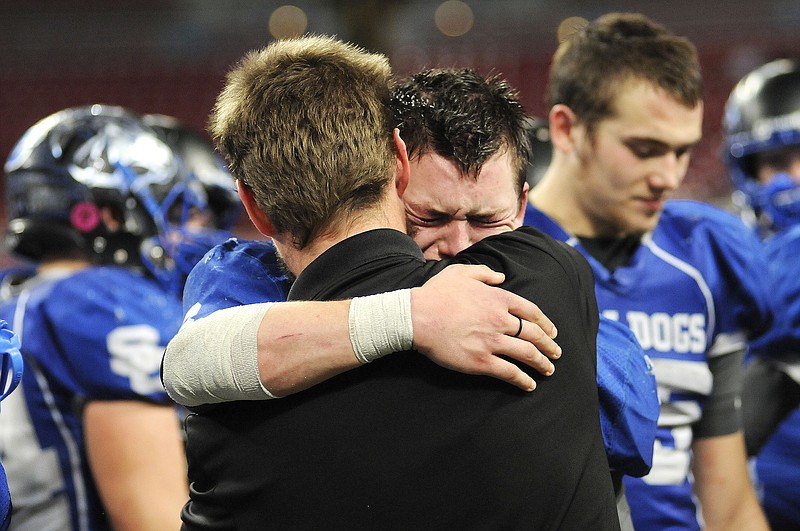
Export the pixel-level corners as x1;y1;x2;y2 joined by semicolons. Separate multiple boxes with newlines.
0;321;22;531
0;105;204;530
142;114;243;296
723;57;800;530
526;12;771;530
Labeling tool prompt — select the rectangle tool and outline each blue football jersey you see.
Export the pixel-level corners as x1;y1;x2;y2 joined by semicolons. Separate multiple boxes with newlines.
0;266;183;531
752;408;800;528
750;223;800;367
182;235;658;478
182;238;291;321
747;223;800;528
0;465;8;531
525;199;772;531
0;266;36;303
0;319;22;531
596;315;658;478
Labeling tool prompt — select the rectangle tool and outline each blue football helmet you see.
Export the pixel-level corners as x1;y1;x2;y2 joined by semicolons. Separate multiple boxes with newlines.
3;104;205;274
723;58;800;232
143;114;242;231
141;114;240;295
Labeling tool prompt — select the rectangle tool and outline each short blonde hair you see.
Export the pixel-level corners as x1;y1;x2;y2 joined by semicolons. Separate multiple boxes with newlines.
210;35;395;247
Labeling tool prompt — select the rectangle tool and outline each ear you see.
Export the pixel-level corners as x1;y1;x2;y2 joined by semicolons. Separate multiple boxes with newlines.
237;181;277;238
514;181;529;227
548;104;579;153
392;128;410;198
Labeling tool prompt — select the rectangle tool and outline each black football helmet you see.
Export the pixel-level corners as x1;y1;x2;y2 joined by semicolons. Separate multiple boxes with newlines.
140;114;241;295
143;114;242;231
723;58;800;230
4;104;203;270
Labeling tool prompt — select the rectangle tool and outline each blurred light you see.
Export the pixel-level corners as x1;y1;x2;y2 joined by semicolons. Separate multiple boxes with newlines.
556;16;588;44
435;1;474;38
269;5;308;39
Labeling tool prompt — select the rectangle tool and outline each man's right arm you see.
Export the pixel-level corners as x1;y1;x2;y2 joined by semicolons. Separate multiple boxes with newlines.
163;264;562;407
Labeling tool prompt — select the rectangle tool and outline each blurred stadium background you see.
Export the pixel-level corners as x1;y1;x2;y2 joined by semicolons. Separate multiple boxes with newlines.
2;0;800;265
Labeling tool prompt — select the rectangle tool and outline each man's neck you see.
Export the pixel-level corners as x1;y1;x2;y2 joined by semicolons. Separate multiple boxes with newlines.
38;258;91;273
529;166;597;237
275;199;407;277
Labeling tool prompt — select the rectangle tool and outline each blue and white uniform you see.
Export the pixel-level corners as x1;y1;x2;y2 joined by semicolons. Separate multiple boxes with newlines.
0;320;23;531
182;236;658;479
746;223;800;528
752;410;800;527
524;199;773;531
0;267;182;531
181;238;291;320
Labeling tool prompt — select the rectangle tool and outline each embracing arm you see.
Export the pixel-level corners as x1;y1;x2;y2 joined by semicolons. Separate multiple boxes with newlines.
84;400;187;531
163;264;561;406
409;264;560;384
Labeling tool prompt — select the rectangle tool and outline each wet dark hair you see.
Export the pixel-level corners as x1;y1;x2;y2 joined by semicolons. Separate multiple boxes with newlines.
391;68;531;194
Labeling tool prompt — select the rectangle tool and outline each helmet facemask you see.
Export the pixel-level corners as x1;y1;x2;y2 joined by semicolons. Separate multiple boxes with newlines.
723;59;800;235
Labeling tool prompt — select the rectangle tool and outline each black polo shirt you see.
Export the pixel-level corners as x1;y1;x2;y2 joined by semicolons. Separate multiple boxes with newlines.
182;227;619;531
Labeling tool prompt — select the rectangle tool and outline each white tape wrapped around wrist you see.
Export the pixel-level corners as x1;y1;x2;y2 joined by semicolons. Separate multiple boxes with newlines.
348;289;414;364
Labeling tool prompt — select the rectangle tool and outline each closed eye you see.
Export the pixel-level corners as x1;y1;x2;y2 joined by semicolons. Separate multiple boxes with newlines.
468;216;508;227
625;140;669;159
407;211;446;226
625;139;697;160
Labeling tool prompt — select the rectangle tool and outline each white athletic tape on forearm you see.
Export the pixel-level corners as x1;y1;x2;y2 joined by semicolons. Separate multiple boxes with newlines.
162;303;277;407
348;289;414;364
